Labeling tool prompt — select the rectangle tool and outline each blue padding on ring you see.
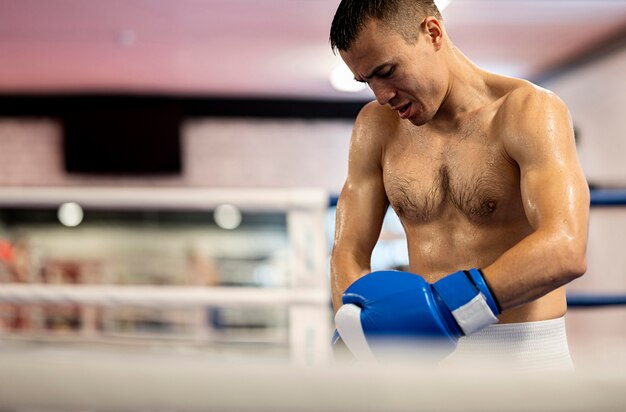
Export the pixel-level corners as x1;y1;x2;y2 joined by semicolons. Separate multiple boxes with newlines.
567;293;626;307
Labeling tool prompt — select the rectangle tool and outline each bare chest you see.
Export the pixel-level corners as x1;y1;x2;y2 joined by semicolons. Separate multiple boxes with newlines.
382;128;520;223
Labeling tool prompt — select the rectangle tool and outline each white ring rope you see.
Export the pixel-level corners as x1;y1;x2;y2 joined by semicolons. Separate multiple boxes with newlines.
0;187;329;211
0;284;329;308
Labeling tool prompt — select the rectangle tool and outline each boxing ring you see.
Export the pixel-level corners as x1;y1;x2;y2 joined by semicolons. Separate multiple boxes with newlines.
0;188;625;411
565;189;626;308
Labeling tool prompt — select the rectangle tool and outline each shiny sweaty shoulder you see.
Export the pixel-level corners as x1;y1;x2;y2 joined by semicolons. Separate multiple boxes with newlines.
496;82;572;160
347;101;401;176
352;101;399;148
381;98;523;224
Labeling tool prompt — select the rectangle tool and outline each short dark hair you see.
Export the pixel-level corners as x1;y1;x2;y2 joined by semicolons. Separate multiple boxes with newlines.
329;0;443;52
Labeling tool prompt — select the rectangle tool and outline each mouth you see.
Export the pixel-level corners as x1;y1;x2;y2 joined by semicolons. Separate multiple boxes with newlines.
396;102;412;119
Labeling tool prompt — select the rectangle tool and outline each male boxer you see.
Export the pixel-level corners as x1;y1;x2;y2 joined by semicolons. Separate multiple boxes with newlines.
329;0;589;369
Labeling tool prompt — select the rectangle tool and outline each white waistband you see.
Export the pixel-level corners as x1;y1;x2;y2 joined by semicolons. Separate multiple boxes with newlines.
442;317;574;372
464;316;568;343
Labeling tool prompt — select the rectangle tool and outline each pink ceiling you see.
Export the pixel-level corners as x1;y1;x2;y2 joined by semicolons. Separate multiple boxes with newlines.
0;0;625;99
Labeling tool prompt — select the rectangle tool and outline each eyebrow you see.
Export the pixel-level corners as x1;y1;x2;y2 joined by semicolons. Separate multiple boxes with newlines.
354;62;392;83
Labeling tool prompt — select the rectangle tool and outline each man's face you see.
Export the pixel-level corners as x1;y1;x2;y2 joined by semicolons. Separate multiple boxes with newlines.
340;19;447;126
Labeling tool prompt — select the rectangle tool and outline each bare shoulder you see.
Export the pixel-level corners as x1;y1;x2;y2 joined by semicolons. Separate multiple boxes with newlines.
350;100;398;162
496;80;573;160
498;80;571;132
353;100;398;139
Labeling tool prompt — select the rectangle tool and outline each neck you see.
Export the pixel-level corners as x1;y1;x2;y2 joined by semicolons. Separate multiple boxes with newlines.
432;46;492;127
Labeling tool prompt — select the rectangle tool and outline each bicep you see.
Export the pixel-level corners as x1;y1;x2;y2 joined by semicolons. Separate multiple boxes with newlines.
333;173;389;263
332;104;389;266
506;91;589;236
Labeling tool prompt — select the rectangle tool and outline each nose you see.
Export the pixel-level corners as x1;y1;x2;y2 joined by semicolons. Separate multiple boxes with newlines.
370;81;397;106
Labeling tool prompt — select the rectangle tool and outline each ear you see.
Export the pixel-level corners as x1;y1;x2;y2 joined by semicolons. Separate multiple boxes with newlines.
423;16;444;51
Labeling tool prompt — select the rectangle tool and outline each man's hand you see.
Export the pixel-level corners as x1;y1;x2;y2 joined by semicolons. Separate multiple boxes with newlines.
334;270;500;362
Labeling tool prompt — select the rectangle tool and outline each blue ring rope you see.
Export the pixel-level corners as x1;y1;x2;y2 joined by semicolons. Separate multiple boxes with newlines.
567;293;626;308
329;189;626;208
589;189;626;206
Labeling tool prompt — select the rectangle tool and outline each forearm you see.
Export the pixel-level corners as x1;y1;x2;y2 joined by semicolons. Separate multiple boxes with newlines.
330;251;371;313
481;230;587;311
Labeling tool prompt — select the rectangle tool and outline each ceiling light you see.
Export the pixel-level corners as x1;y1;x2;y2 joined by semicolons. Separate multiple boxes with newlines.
435;0;451;12
118;30;136;47
330;62;367;93
58;202;84;227
214;204;242;230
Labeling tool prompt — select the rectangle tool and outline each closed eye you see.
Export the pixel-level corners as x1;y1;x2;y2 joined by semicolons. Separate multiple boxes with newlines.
378;67;395;78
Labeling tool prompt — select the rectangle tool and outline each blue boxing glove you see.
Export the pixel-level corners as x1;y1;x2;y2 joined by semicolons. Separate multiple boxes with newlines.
334;269;501;362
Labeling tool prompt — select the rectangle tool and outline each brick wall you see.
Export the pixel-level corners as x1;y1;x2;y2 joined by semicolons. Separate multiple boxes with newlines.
0;117;353;192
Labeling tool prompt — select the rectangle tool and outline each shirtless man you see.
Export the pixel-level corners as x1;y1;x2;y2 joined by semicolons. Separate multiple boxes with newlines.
329;0;589;369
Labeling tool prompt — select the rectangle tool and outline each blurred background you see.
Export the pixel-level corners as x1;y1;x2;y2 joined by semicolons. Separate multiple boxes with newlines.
0;0;625;402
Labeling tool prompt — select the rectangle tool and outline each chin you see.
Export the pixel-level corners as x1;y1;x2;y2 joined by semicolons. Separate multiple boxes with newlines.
408;107;437;126
408;114;430;126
